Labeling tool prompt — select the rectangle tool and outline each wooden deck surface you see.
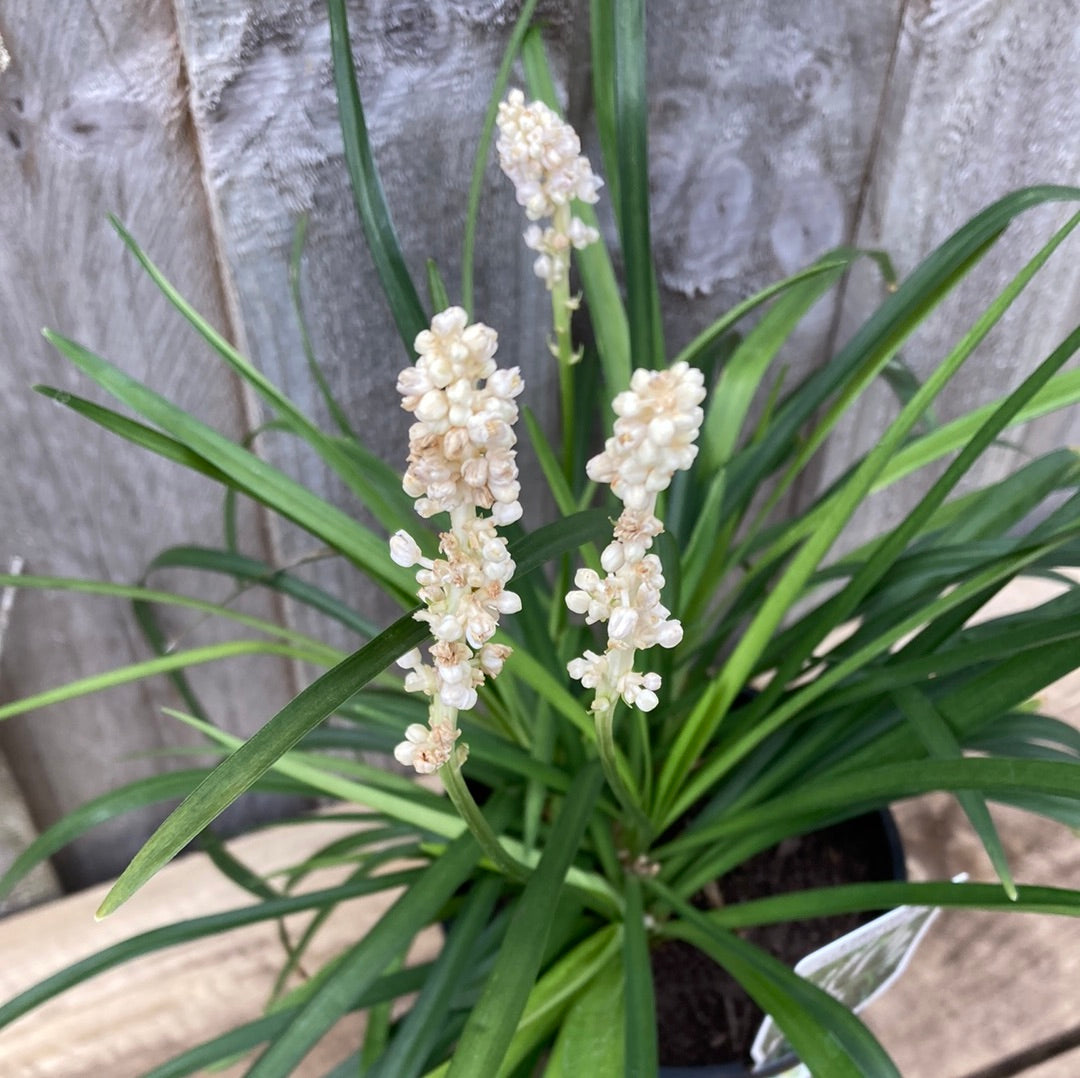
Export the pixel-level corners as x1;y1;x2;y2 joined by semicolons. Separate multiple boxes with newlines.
1;579;1079;1077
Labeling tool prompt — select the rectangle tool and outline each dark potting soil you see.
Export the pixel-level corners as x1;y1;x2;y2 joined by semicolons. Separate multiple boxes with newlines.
650;814;898;1068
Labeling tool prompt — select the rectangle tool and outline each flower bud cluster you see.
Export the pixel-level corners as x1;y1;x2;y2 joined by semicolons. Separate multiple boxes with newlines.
393;720;461;775
496;89;602;288
586;362;707;512
397;306;524;526
567;363;706;714
391;308;523;773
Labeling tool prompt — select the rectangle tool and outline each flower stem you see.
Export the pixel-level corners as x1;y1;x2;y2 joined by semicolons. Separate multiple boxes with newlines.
593;700;653;848
551;205;576;477
442;755;528;881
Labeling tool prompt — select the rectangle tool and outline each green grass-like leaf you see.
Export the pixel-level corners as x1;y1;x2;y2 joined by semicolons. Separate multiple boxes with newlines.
0;640;333;723
446;763;604;1077
622;876;658;1078
545;953;625;1077
0;770;304;903
96;511;611;916
327;0;427;351
95;612;425;918
372;876;502;1078
45;329;414;601
592;0;663;368
893;686;1017;899
657;211;1080;823
246;817;498;1077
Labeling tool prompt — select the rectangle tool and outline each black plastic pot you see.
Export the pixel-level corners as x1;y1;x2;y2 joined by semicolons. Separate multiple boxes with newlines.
656;808;906;1077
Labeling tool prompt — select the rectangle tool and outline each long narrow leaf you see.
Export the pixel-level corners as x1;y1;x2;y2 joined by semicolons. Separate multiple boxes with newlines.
657;213;1080;821
893;686;1016;899
657;757;1080;861
45;330;414;600
110;218;421;540
327;0;426;350
95;612;424;918
0;870;419;1029
595;0;663;367
372;877;502;1078
290;215;358;440
447;764;604;1077
622;876;658;1078
34;386;237;487
0;770;303;902
246;821;494;1077
97;511;610;916
0;640;332;723
545;954;625;1077
705;881;1080;930
0;572;333;651
143;545;377;639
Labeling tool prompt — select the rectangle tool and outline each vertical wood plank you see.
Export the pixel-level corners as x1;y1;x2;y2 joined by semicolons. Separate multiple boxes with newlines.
645;1;906;359
0;559;61;914
0;2;299;888
809;0;1080;543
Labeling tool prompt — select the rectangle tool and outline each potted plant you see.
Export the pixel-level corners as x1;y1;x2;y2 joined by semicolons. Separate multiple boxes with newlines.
3;2;1080;1074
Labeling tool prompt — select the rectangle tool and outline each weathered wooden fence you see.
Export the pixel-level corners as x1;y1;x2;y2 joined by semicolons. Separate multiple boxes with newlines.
0;0;1077;895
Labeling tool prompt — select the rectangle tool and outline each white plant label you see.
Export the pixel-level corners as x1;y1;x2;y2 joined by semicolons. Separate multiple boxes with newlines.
750;876;966;1072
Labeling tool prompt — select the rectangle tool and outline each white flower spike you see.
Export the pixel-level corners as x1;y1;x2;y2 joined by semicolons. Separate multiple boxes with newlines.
392;308;523;774
496;89;602;288
567;363;706;716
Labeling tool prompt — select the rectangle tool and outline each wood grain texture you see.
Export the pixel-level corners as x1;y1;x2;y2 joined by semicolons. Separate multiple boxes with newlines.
0;813;438;1077
644;0;904;358
0;562;61;914
171;0;908;644
811;0;1080;545
0;754;60;916
0;1;301;889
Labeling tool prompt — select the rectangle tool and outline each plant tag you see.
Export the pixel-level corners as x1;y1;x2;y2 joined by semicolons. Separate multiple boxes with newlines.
749;876;965;1072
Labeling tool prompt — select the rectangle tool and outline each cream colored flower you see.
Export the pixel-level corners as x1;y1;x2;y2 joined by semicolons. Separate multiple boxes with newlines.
393;721;461;774
391;309;524;772
567;363;705;715
587;362;707;513
496;89;601;219
497;89;602;287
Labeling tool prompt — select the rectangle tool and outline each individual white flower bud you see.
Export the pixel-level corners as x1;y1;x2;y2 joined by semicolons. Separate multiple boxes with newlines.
389;531;424;568
608;606;639;642
601;542;625;573
566;590;591;614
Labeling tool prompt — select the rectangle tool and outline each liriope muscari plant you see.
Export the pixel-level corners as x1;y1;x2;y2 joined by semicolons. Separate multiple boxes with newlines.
2;2;1080;1077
